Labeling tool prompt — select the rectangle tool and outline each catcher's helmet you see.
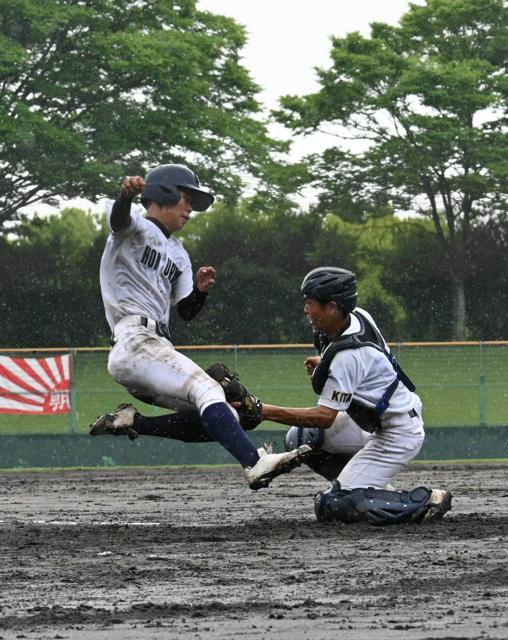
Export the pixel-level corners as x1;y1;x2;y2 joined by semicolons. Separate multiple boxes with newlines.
301;266;357;312
141;164;214;212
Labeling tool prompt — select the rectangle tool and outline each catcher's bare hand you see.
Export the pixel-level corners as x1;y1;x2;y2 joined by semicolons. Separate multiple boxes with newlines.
305;355;321;375
196;266;216;293
121;175;145;199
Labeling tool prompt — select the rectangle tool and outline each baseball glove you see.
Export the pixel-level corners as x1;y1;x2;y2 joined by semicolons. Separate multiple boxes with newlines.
206;362;263;430
237;392;263;430
205;362;248;402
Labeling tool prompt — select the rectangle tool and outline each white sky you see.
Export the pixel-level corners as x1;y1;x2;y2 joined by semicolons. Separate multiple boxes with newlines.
195;0;418;205
198;0;414;111
23;0;417;215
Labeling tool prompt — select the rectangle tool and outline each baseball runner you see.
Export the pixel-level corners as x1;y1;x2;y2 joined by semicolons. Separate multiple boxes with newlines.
89;164;311;490
233;267;453;525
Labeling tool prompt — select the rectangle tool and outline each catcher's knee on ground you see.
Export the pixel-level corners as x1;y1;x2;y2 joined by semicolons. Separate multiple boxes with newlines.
285;426;355;481
314;482;443;525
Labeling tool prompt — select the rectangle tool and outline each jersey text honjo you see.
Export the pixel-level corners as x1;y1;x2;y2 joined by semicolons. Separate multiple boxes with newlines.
331;390;352;403
140;245;182;283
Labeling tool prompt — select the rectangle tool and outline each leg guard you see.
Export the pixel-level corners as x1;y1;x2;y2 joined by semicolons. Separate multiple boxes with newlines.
285;425;324;450
285;427;353;481
315;481;434;525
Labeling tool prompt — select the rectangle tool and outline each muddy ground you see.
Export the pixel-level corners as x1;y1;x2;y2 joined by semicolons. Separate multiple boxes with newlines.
0;463;507;640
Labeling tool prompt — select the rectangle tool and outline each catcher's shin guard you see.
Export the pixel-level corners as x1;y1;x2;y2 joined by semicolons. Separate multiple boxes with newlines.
285;426;352;481
285;425;324;451
315;482;452;526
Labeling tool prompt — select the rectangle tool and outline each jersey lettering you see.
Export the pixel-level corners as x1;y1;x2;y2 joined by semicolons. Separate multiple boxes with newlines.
140;245;161;270
101;205;194;331
162;258;182;284
139;246;182;284
331;390;352;403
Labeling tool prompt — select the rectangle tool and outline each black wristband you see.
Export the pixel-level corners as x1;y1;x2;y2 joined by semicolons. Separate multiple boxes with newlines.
177;285;208;321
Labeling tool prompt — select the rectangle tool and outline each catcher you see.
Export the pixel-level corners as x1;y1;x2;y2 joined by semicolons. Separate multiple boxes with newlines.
230;266;453;526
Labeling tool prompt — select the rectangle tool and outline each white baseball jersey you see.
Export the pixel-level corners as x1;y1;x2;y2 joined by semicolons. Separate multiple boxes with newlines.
100;201;193;332
317;307;420;419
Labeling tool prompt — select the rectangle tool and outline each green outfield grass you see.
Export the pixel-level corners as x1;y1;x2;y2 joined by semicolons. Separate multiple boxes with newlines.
1;344;507;435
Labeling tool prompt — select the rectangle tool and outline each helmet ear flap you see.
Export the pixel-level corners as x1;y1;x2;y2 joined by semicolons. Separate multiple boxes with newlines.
332;292;357;315
140;183;181;208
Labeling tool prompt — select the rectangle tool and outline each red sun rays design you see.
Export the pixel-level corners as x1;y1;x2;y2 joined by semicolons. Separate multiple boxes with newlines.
0;354;72;414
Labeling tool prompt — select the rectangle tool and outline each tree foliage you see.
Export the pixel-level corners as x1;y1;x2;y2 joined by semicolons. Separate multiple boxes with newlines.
0;208;108;346
0;205;506;348
0;0;282;229
275;0;508;339
173;201;323;344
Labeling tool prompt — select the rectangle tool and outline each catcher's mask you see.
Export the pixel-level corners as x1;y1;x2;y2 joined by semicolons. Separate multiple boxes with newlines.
141;164;214;212
301;266;357;313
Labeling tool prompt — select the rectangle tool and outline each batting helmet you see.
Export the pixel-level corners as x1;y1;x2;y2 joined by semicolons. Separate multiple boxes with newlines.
141;164;214;212
301;266;357;312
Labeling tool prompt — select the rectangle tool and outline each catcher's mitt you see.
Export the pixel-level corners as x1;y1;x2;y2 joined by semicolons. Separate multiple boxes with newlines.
206;362;263;430
205;362;249;402
237;392;263;430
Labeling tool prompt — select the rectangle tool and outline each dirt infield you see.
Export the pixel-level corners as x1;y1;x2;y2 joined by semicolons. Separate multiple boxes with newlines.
0;463;507;640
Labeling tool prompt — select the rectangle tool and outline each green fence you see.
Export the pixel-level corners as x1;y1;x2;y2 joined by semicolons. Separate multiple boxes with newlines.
2;426;508;469
1;342;507;435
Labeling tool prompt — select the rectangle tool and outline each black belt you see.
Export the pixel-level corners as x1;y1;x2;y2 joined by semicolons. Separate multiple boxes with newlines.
140;316;171;340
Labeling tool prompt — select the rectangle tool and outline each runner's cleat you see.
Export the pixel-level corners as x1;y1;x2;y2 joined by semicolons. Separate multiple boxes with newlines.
89;403;139;440
256;443;273;457
245;445;312;490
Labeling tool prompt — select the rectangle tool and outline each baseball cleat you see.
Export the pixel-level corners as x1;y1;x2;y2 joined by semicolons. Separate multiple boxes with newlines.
245;444;312;490
422;489;453;521
257;443;273;457
89;403;139;440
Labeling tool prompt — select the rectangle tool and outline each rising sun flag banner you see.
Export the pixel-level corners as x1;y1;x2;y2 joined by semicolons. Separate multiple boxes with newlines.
0;354;72;414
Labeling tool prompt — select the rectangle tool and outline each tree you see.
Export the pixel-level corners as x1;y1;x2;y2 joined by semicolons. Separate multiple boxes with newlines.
380;218;456;340
307;214;409;338
465;217;508;339
0;0;282;230
173;201;323;344
173;203;413;344
0;208;108;347
276;0;508;339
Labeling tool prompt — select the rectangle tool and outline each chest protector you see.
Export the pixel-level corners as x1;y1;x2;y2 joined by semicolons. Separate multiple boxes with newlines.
311;311;415;432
